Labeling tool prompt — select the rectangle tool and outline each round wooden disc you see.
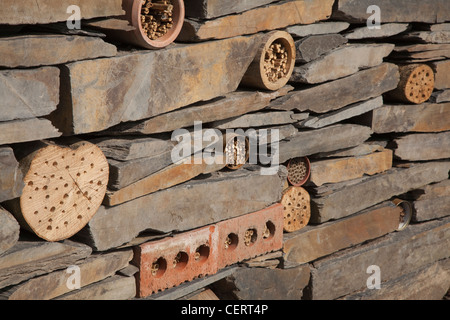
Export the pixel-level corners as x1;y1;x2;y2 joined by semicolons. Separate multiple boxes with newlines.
403;64;434;104
19;141;109;242
281;186;311;233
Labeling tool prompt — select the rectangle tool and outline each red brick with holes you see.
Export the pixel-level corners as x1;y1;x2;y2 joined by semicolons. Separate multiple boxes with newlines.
132;225;219;298
216;203;284;269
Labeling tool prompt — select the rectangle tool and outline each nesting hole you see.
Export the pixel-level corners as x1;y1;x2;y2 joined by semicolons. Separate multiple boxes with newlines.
194;245;210;263
224;233;239;251
172;251;189;271
151;257;167;278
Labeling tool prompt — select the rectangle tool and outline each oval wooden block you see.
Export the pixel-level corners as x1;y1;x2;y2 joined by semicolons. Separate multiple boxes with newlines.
281;187;311;233
388;64;435;104
18;141;109;242
241;31;296;91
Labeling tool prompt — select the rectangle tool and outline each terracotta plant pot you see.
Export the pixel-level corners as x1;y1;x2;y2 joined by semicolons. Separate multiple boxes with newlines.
286;157;311;187
113;0;185;49
392;198;413;231
240;30;296;91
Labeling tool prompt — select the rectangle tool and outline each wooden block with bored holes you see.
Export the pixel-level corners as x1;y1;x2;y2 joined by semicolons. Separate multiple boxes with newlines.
281;187;311;233
387;64;435;104
7;141;109;242
133;226;219;298
216;203;284;270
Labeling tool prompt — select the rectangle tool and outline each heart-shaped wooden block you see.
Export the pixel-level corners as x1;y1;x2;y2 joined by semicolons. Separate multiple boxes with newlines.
19;141;109;242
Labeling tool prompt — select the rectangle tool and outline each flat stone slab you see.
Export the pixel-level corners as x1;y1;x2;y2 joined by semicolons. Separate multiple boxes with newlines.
178;0;334;41
370;103;450;133
0;239;92;289
286;22;350;38
307;217;450;300
278;124;372;163
332;0;450;24
283;202;401;265
185;0;278;19
0;118;61;145
294;34;348;63
0;34;117;68
0;206;20;256
0;67;59;122
309;149;393;187
310;161;450;223
431;60;450;90
290;44;394;84
298;96;383;129
0;0;124;25
51;35;262;134
344;23;410;40
271;63;399;113
0;147;23;203
393;132;450;161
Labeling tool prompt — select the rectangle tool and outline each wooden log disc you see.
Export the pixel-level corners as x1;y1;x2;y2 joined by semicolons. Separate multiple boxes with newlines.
241;30;296;91
281;186;311;233
287;157;311;187
387;64;435;104
17;141;109;242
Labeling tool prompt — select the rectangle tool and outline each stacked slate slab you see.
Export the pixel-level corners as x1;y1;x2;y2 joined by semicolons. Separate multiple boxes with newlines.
0;0;448;300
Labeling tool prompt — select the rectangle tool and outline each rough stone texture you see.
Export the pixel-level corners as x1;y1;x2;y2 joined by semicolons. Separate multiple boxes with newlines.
294;34;348;63
133;226;219;298
210;111;301;129
0;35;116;68
299;97;383;129
0;118;61;145
216;204;284;269
0;0;124;25
332;0;450;24
213;265;310;300
314;143;385;159
340;259;450;300
431;60;450;89
430;89;450;103
178;0;334;41
370;103;450;133
185;0;278;19
0;240;92;289
52;35;262;134
103;87;292;135
393;132;450;161
278;124;372;163
271;63;399;113
344;23;410;40
75;168;286;251
0;207;20;256
286;22;350;38
283;202;401;265
309;149;393;187
0;67;59;122
55;275;136;300
0;147;23;203
2;250;133;300
394;31;450;44
291;44;394;84
310;161;450;223
104;160;225;206
409;180;450;222
306;217;450;300
90;136;174;162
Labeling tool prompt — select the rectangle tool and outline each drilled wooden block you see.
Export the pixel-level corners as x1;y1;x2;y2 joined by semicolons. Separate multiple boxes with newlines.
281;187;311;233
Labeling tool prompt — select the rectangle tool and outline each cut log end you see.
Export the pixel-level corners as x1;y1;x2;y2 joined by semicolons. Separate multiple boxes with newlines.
281;187;311;233
387;64;435;104
19;141;109;242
